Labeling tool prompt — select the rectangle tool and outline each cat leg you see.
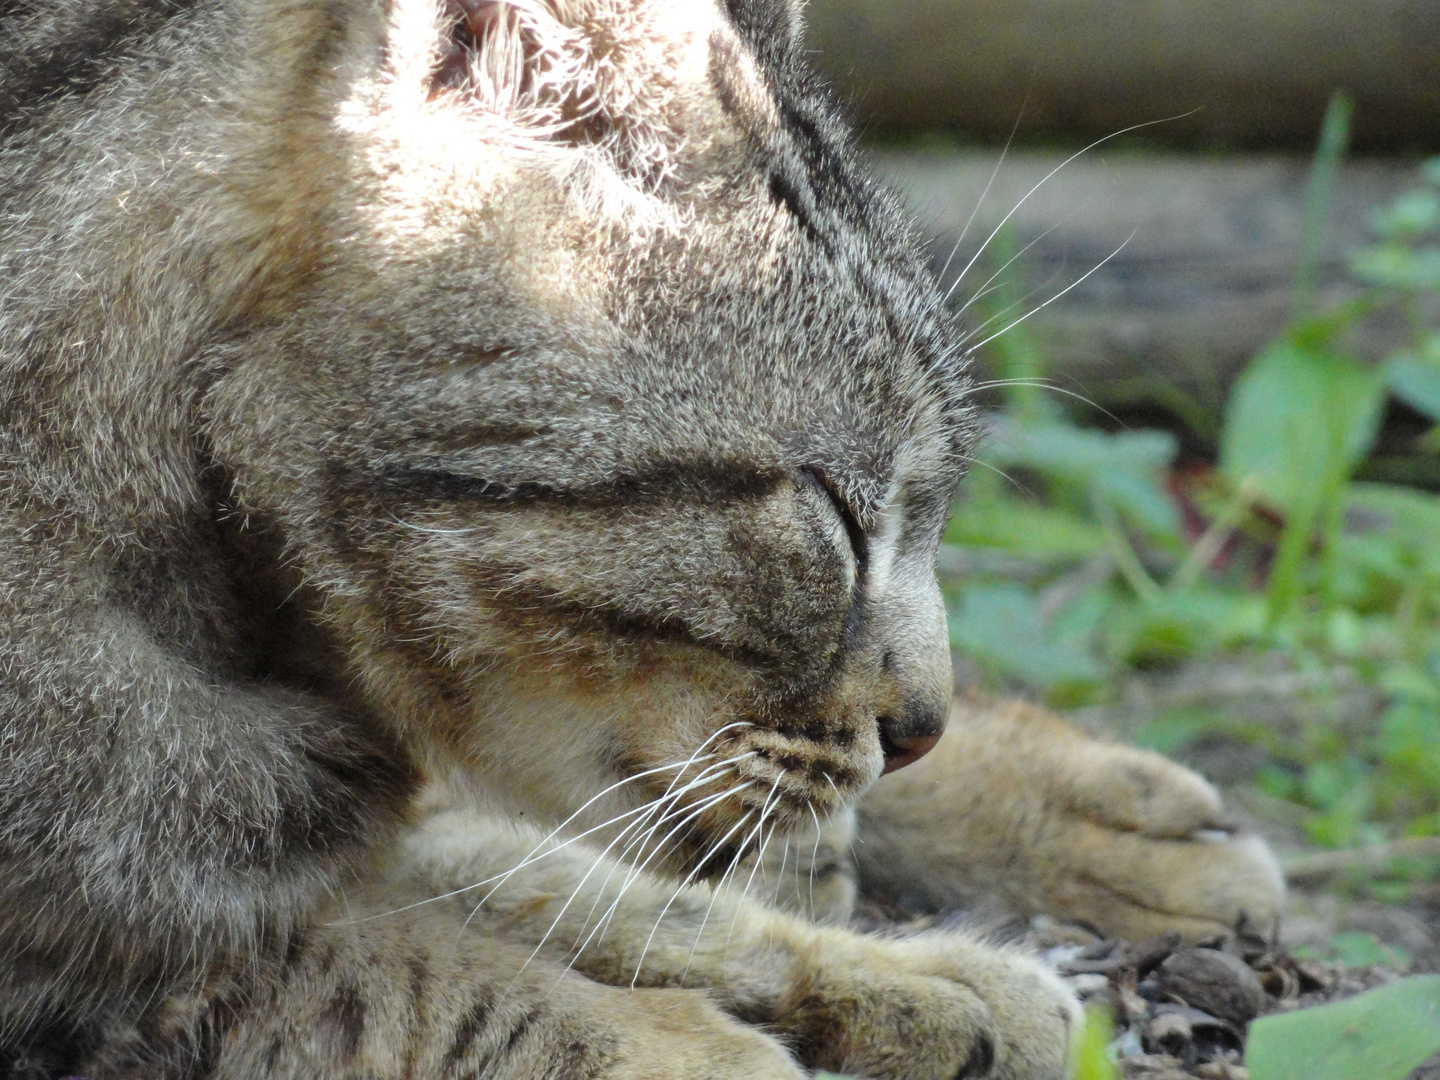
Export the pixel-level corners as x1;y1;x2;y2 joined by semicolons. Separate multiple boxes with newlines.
390;808;1078;1080
855;693;1285;941
91;909;807;1080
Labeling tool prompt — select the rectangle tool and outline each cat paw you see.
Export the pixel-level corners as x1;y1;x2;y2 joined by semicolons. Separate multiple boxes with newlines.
857;695;1286;942
776;927;1079;1080
1020;735;1285;941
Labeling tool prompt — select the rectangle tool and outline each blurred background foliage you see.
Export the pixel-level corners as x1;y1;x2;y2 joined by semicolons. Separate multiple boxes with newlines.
942;126;1440;875
797;0;1440;927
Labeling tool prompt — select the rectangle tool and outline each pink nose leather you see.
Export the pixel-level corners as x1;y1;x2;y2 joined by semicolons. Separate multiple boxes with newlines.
880;732;941;775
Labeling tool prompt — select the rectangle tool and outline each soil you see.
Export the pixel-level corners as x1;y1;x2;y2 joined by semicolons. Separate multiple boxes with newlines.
855;877;1440;1078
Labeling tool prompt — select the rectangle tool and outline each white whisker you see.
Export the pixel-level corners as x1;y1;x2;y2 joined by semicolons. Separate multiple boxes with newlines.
566;759;753;945
965;229;1137;355
725;772;787;953
947;112;1196;295
807;803;824;921
474;755;717;899
500;719;750;892
574;780;754;971
936;104;1025;293
947;210;1075;309
388;512;478;535
963;378;1119;423
629;779;776;988
499;785;694;987
955;290;1039;347
678;808;759;984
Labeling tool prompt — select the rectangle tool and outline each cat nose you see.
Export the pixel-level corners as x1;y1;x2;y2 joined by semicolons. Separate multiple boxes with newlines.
879;731;940;774
877;709;945;774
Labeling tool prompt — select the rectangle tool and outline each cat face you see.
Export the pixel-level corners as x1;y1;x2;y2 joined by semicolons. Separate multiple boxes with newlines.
205;0;976;869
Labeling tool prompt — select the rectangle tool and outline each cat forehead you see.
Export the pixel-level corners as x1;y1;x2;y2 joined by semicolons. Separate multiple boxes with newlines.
343;0;975;511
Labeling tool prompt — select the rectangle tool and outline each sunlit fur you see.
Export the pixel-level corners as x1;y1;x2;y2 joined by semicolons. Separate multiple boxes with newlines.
0;0;1278;1077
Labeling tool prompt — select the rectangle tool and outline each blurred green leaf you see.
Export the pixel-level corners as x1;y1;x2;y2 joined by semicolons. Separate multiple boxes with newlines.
1372;190;1440;240
983;420;1179;535
1109;590;1267;664
948;584;1102;693
1293;931;1412;969
1068;1007;1121;1080
1247;976;1440;1080
946;497;1106;558
1222;340;1385;618
1131;707;1232;756
1386;353;1440;421
1333;931;1411;968
1348;482;1440;552
1222;342;1384;515
1351;245;1440;290
1380;666;1440;705
1380;699;1440;793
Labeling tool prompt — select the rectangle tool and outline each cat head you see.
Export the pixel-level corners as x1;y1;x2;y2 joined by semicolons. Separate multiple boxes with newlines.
206;0;977;868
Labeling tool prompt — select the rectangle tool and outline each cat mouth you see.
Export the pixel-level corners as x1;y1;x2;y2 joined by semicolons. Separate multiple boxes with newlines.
618;739;865;879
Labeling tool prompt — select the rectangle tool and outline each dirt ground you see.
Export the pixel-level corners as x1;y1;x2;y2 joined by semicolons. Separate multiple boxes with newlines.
870;662;1440;1078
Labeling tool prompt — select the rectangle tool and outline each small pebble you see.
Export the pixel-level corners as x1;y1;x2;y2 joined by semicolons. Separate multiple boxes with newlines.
1155;948;1268;1026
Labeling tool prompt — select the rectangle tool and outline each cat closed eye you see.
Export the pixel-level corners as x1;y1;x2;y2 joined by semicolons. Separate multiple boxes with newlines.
801;468;866;571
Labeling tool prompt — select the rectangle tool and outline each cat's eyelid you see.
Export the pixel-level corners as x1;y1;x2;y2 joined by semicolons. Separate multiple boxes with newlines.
801;467;866;570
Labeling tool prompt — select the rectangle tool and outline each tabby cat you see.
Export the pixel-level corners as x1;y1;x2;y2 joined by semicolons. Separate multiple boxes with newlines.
0;0;1282;1076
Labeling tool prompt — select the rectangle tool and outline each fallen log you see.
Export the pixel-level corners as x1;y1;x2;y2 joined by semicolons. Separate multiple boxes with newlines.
871;149;1428;403
806;0;1440;152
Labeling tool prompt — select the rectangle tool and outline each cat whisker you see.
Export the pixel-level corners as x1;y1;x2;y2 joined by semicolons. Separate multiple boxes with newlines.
678;807;759;984
504;756;746;944
947;210;1073;309
964;228;1137;356
807;802;823;922
499;787;696;990
724;771;786;954
455;724;756;916
947;112;1194;297
936;109;1020;288
572;780;754;978
628;778;773;988
963;377;1120;424
339;792;673;925
387;511;479;535
955;288;1039;348
773;835;791;908
589;775;755;941
564;758;754;948
606;754;756;887
478;758;749;964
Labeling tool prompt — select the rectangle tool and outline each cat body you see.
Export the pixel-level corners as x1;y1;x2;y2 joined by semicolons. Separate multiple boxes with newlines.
0;1;1281;1076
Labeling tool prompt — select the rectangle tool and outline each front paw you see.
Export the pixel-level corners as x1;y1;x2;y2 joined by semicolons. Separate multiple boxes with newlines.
775;927;1079;1080
858;695;1285;942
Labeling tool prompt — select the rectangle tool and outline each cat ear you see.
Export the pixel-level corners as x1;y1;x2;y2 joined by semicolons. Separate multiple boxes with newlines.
426;0;588;122
432;1;511;93
722;0;806;58
781;0;806;47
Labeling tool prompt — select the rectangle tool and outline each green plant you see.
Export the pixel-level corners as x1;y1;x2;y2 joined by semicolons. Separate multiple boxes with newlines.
943;115;1440;857
1246;975;1440;1080
1067;1007;1121;1080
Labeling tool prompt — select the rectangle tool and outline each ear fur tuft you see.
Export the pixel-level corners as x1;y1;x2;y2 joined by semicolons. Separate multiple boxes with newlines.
428;0;593;129
418;0;715;193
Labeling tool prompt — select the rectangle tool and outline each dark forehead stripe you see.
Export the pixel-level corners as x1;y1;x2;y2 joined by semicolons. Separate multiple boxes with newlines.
712;9;978;475
357;459;786;508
